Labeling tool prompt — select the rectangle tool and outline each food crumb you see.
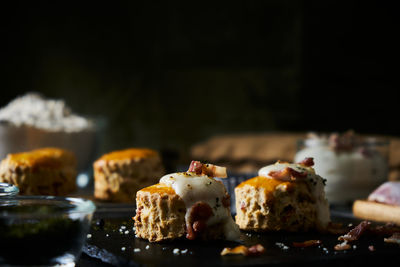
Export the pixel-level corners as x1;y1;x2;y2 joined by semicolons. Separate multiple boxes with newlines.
145;245;150;250
368;245;375;252
275;242;289;250
86;234;92;239
106;234;109;237
134;248;141;253
334;241;351;251
181;249;188;254
124;230;129;235
173;248;180;255
221;244;265;256
121;247;126;251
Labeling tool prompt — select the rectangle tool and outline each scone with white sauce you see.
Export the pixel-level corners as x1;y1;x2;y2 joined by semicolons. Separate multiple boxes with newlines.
93;148;165;203
0;147;77;195
235;158;330;232
134;161;240;242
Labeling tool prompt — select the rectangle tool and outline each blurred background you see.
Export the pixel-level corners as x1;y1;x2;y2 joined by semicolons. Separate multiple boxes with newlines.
1;0;399;163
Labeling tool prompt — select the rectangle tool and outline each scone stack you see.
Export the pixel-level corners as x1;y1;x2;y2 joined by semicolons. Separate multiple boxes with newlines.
93;148;165;203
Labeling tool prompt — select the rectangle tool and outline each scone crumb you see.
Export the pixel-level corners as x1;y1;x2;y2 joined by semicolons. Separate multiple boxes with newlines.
275;242;289;250
334;241;351;251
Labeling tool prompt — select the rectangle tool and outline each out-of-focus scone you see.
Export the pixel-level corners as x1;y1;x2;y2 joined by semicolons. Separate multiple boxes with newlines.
0;147;77;195
235;158;330;232
134;161;240;242
93;148;165;203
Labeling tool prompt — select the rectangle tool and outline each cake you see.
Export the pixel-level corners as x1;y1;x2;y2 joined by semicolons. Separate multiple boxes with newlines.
134;161;240;242
0;147;77;195
235;158;330;232
93;148;165;202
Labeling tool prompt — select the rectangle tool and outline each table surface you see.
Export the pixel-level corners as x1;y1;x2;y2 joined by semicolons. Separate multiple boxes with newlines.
76;204;400;267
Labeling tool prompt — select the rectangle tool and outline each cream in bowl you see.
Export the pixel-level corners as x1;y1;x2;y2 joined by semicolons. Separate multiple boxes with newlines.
295;131;389;204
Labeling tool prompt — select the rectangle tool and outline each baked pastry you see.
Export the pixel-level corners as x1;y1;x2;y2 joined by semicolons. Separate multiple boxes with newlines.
353;181;400;225
93;148;164;202
235;158;330;232
134;161;240;242
0;147;77;195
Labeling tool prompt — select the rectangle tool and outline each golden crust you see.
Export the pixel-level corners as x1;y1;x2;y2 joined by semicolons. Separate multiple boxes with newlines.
4;147;76;169
139;183;176;195
237;176;293;193
93;148;159;169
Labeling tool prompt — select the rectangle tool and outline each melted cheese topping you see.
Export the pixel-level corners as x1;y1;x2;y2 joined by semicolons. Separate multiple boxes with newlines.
258;162;315;179
258;162;330;228
159;172;240;240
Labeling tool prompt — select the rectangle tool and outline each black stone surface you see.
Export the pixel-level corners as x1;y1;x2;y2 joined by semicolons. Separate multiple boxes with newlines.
78;206;400;266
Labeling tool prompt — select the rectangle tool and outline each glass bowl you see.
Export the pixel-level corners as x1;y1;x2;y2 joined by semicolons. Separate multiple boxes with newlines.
0;182;19;197
295;132;389;204
0;196;95;266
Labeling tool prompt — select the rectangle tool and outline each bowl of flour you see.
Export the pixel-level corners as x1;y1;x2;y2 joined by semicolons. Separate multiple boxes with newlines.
0;93;97;173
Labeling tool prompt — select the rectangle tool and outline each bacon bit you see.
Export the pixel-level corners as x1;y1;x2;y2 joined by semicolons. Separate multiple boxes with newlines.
368;245;375;251
334;241;351;251
268;167;307;181
186;201;213;240
384;232;400;245
188;161;227;178
292;240;322;248
221;244;265;256
370;223;400;236
297;157;314;167
240;201;246;210
188;160;203;174
222;194;230;208
247;244;266;256
368;181;400;206
338;221;371;242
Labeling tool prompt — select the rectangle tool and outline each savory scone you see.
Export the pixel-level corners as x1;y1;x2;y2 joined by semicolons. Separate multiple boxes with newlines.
134;161;240;242
235;158;330;232
0;147;77;195
93;148;164;203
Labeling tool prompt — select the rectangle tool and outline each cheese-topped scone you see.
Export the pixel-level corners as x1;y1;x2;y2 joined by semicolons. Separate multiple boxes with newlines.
134;161;240;242
0;147;77;195
93;148;165;203
235;158;330;232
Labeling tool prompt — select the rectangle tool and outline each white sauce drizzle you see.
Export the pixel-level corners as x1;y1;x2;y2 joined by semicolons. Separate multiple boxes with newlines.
258;162;330;228
159;172;240;240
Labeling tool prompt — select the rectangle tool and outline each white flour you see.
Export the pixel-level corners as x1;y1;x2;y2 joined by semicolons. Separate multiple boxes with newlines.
0;93;93;132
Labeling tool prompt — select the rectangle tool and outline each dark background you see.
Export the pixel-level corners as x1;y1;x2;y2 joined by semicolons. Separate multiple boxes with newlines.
1;1;399;158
